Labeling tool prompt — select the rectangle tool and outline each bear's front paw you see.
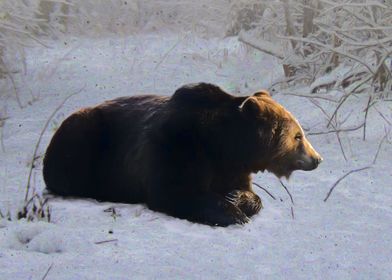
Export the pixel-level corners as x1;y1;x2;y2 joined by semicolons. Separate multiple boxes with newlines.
199;198;250;227
226;190;263;218
229;206;251;225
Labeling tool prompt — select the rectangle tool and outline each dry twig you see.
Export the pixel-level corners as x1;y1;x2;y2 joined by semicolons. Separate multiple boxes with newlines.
363;95;372;141
282;92;338;102
94;239;118;245
372;131;389;164
327;75;373;128
279;180;294;205
308;123;364;136
154;35;185;70
252;182;276;200
41;263;53;280
373;106;391;126
24;87;84;201
0;118;7;152
279;180;295;220
0;55;23;108
324;166;371;202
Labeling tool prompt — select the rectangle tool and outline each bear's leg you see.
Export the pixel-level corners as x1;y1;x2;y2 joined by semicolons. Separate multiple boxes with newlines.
225;190;262;218
149;193;250;227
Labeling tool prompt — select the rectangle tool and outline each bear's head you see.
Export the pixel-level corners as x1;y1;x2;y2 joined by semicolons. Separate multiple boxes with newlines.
239;90;322;178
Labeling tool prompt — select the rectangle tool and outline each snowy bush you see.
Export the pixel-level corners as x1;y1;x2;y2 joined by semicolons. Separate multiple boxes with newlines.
0;0;68;107
226;0;266;36
239;0;392;95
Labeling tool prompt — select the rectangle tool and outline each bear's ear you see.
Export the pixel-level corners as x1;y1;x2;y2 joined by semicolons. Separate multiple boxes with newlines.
253;90;270;97
239;97;262;117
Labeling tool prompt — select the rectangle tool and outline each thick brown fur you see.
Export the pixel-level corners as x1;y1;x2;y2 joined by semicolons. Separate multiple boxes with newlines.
43;83;321;226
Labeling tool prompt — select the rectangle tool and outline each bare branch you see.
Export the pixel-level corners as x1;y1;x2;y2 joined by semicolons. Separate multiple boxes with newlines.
335;131;347;161
308;122;364;136
239;31;285;59
327;81;364;128
278;180;295;220
277;35;375;74
41;263;53;280
363;95;372;141
290;206;295;220
94;239;118;245
324;167;371;202
373;131;389;165
281;92;338;102
154;35;185;70
1;61;23;108
374;106;392;126
279;180;294;205
24;87;84;202
252;182;276;200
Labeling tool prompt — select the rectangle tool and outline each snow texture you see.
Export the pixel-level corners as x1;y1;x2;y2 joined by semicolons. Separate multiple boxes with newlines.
0;18;392;280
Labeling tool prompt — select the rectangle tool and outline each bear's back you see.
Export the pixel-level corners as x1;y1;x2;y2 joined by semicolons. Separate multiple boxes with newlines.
170;83;234;109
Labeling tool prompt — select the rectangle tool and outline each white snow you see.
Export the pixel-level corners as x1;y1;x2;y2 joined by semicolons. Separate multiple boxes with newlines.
0;32;392;280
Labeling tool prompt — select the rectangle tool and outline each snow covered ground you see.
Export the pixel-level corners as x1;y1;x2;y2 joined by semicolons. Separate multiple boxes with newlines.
0;32;391;279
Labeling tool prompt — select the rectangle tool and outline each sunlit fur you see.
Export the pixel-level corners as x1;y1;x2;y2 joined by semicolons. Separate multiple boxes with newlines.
248;92;322;178
43;83;321;226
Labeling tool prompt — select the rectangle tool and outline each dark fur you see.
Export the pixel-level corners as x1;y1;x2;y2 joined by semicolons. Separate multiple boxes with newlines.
43;83;320;226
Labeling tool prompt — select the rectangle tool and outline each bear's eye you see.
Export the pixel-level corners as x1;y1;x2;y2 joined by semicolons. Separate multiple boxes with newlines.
295;133;302;141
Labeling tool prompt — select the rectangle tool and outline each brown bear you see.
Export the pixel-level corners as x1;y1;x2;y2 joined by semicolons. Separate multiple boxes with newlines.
43;83;322;226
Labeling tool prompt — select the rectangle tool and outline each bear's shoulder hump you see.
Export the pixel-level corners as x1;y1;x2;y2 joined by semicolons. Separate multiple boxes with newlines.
171;83;233;107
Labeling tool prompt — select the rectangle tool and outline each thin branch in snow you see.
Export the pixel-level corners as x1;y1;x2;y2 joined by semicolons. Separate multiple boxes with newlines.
308;98;330;122
373;106;391;126
281;92;338;103
309;96;352;161
308;122;364;136
279;180;294;205
277;35;375;74
269;76;301;90
239;31;285;59
1;61;23;108
336;26;392;32
94;239;118;245
318;1;388;18
24;86;85;202
335;131;347;161
323;167;371;202
0;117;8;153
279;180;294;220
41;263;53;280
326;73;373;128
252;182;276;200
363;95;372;141
154;34;185;70
372;130;390;165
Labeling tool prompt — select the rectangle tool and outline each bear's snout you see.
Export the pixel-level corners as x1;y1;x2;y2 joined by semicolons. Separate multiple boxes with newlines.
310;154;323;170
314;155;323;166
296;153;322;171
297;135;323;171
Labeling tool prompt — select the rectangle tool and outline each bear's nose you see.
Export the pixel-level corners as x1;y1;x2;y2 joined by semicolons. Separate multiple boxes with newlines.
314;156;323;167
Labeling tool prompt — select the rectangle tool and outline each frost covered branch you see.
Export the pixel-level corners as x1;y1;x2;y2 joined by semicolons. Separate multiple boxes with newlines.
0;0;70;105
241;0;392;95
